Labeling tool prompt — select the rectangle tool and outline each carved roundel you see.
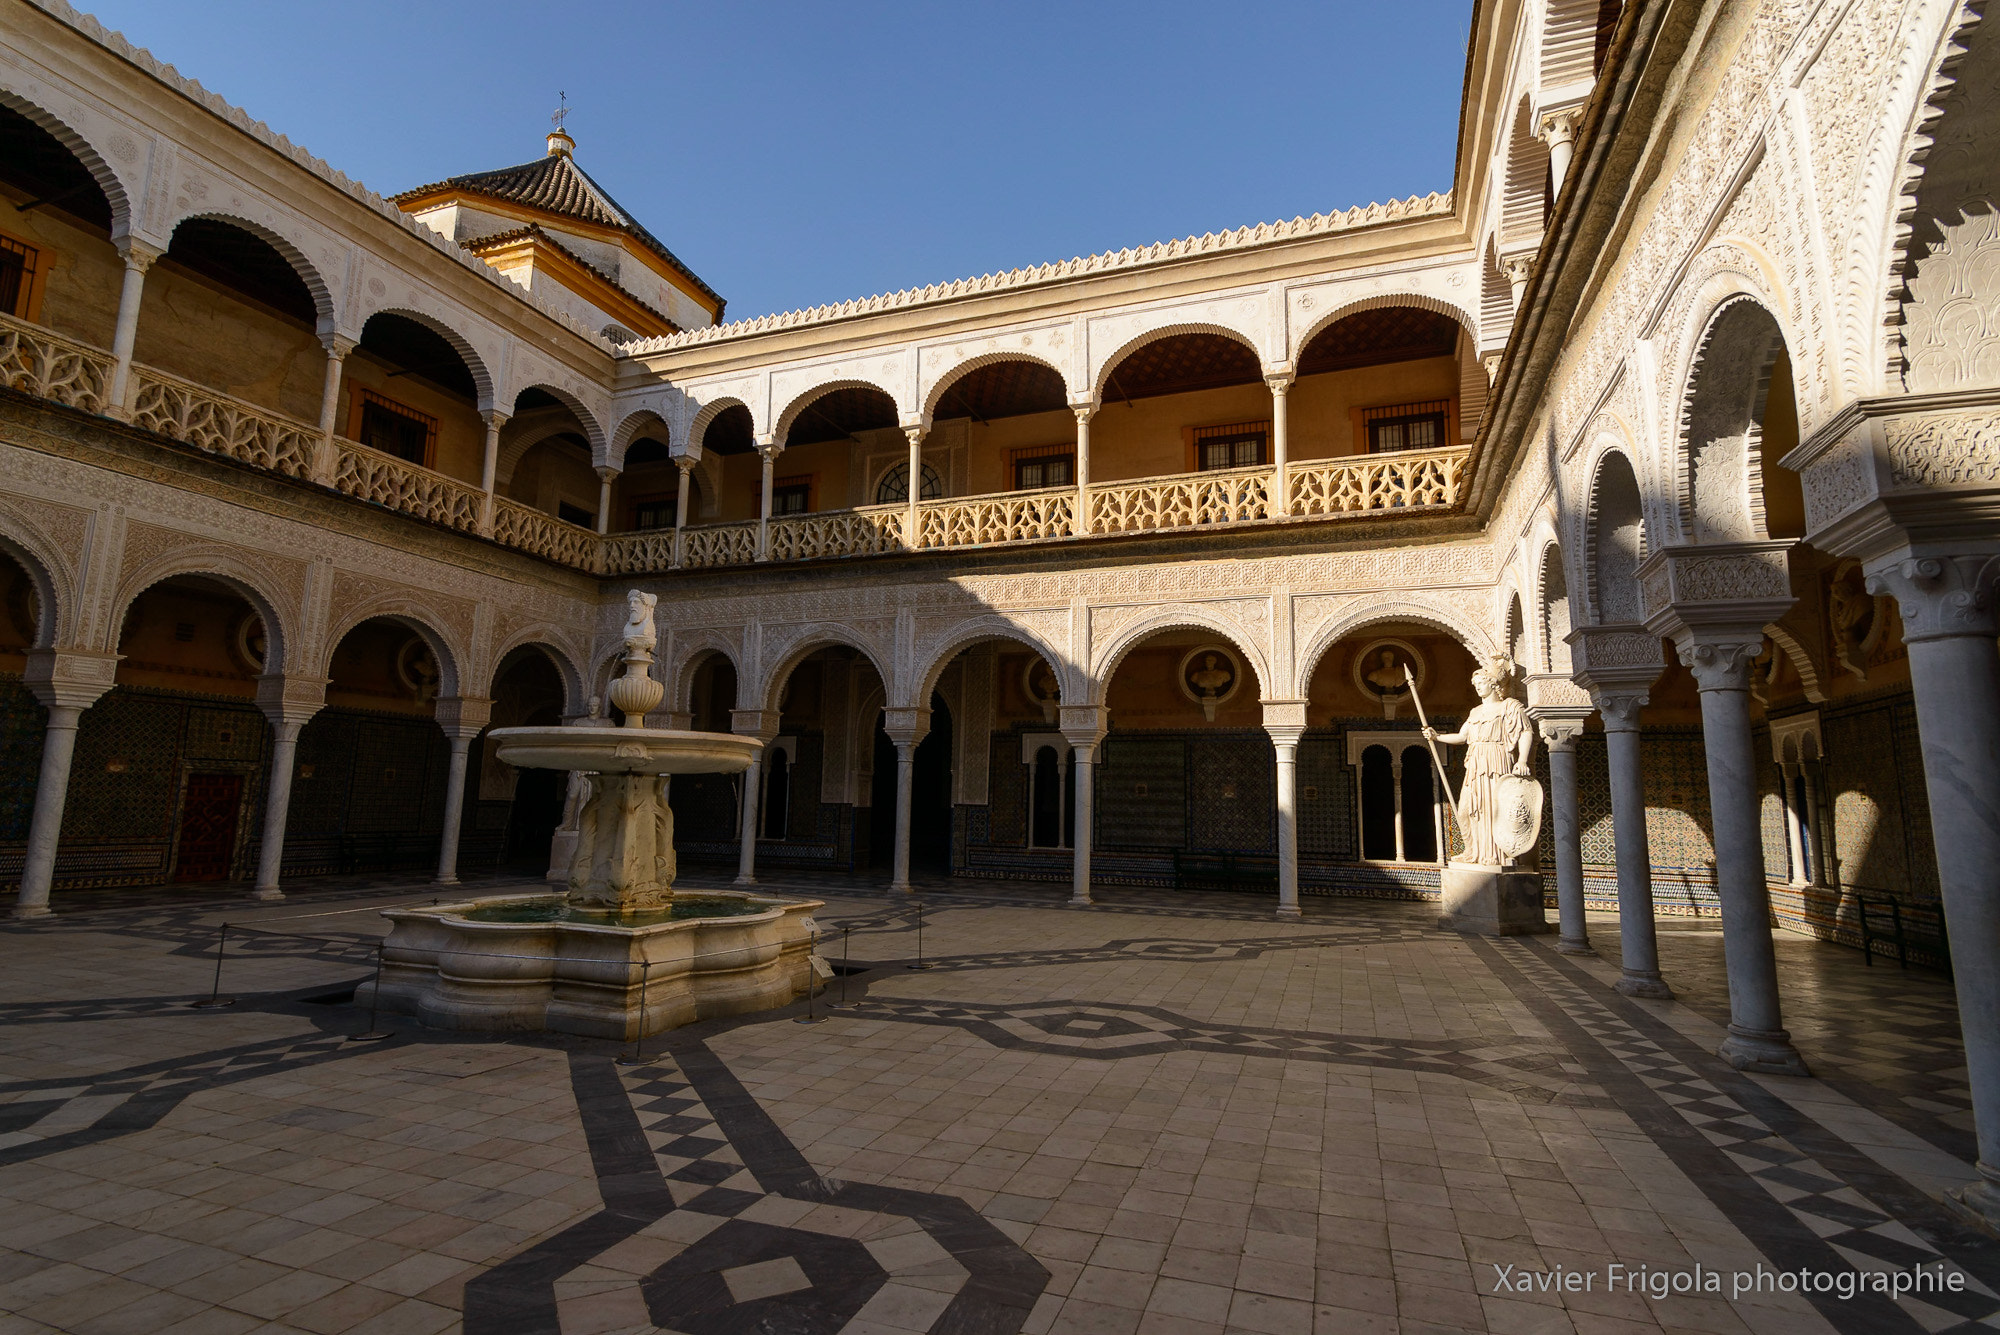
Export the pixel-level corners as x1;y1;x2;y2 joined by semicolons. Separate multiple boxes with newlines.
1022;656;1061;711
1352;638;1426;703
395;634;441;702
1177;645;1243;709
231;610;268;673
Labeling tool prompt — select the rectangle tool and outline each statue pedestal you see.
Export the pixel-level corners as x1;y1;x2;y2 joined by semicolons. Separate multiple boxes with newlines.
1439;865;1551;936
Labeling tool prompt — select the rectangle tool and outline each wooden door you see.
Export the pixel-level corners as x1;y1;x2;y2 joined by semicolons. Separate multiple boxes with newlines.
175;773;243;881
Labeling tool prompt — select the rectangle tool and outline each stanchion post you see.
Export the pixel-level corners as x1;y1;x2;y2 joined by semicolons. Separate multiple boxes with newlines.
350;941;393;1041
907;900;933;971
617;958;652;1066
796;928;826;1024
191;922;236;1008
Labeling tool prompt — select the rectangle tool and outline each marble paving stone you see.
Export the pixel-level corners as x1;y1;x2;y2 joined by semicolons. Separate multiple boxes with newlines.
0;874;1993;1334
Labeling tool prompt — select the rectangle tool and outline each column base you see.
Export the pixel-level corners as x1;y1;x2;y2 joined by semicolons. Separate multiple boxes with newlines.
251;887;285;902
1068;892;1093;907
1438;866;1551;936
733;875;757;887
1274;904;1302;920
11;902;51;920
888;882;913;896
1615;971;1674;1000
1945;1178;2000;1239
1555;937;1596;956
1719;1027;1811;1077
432;877;460;889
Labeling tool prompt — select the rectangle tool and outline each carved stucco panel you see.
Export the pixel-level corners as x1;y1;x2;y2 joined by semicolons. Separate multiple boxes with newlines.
1885;409;2000;485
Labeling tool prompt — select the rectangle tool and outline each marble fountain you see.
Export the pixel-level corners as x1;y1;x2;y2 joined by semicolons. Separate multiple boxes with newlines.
358;593;822;1039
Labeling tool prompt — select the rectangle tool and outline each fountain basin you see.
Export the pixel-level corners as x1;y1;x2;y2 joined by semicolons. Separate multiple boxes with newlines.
486;725;760;774
357;890;824;1039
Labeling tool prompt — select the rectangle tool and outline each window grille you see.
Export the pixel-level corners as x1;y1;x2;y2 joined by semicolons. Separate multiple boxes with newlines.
1192;420;1270;470
1362;400;1451;453
0;236;38;318
875;461;942;504
355;390;437;466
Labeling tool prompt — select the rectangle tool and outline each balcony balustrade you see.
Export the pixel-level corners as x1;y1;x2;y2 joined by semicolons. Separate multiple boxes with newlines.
2;312;1469;577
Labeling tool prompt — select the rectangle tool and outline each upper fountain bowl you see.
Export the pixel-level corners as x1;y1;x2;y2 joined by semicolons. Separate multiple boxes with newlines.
488;726;760;775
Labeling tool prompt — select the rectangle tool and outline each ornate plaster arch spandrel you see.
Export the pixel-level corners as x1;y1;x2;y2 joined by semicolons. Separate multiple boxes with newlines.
911;609;1073;705
0;495;87;648
0;82;140;236
917;338;1075;421
1286;284;1483;359
323;569;475;679
1086;600;1274;700
112;523;308;661
1086;295;1272;390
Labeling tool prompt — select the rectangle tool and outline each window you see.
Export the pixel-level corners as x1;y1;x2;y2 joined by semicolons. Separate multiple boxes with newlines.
1014;455;1074;490
354;390;436;466
0;236;38;319
1349;735;1443;864
632;497;677;530
1025;740;1076;849
557;501;595;527
773;483;810;515
1190;420;1270;471
875;462;942;504
1364;400;1451;453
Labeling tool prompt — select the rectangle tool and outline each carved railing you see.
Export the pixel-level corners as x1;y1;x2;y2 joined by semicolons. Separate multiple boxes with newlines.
601;530;676;576
1287;446;1467;515
0;311;115;416
492;497;602;570
917;486;1075;548
330;440;485;533
1088;464;1273;534
679;520;760;569
768;504;905;562
128;365;320;480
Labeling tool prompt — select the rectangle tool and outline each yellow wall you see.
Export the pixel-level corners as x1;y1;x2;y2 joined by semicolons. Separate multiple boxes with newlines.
0;196;119;347
132;262;325;424
506;439;602;522
341;352;488;484
112;581;264;700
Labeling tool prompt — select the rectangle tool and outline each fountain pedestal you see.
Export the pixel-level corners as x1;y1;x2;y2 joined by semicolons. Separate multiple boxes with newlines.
358;598;817;1038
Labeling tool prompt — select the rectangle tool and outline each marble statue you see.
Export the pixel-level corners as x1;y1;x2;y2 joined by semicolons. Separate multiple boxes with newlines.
1424;656;1540;866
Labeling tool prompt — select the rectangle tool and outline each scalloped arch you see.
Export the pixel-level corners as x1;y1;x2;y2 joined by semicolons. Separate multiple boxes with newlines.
109;555;296;673
1667;287;1793;547
166;209;337;326
686;395;755;451
665;632;743;715
0;507;74;652
1091;321;1266;397
512;382;608;457
610;408;674;465
1089;608;1272;704
757;624;894;715
919;351;1075;423
318;605;465;698
773;378;905;445
1292;291;1481;360
911;617;1071;711
488;634;587;715
353;306;497;406
0;85;135;237
1295;600;1495;695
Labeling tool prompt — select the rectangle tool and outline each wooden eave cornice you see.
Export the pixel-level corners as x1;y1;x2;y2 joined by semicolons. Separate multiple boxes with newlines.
471;231;680;338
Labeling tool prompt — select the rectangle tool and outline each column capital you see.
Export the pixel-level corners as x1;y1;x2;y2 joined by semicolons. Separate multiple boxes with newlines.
480;408;510;431
24;648;120;712
1529;705;1593;751
1588;688;1649;733
1263;370;1296;395
1638;541;1797;643
1673;636;1765;692
1071;401;1098;424
319;332;358;360
881;706;931;749
756;436;783;463
902;423;925;445
115;237;163;271
1569;625;1663;697
730;708;781;743
1059;704;1109;750
673;454;698;474
1499;254;1534;285
433;695;494;739
1866;553;2000;642
1536;106;1583;147
1260;698;1308;738
255;672;328;729
595;464;620;483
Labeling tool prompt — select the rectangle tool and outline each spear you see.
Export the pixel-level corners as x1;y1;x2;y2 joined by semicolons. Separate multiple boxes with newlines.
1404;663;1465;837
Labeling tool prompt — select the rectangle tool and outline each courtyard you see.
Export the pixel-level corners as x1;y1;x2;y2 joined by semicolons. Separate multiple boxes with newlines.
0;875;1990;1335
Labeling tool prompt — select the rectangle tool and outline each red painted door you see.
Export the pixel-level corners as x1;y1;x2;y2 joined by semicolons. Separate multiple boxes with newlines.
175;773;243;882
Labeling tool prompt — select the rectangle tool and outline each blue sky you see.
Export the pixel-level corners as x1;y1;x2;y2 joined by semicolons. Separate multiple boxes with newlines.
82;2;1472;321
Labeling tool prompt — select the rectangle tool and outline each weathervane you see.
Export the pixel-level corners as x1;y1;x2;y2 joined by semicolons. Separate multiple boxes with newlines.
551;91;570;133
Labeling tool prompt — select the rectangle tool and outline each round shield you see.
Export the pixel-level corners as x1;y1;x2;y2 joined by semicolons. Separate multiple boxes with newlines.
1492;773;1545;860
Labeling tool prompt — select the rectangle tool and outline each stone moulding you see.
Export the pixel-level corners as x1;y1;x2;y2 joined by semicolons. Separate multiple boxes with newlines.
358;891;824;1040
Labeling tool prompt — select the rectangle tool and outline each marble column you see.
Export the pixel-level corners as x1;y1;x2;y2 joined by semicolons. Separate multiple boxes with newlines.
1266;374;1293;517
1779;761;1808;884
736;755;763;885
1537;716;1593;954
432;697;492;888
477;410;508;533
1868;554;2000;1225
1538;108;1582;194
105;240;159;418
251;673;326;902
904;426;924;550
13;651;117;919
756;442;781;560
890;742;917;894
313;335;354;483
1072;406;1094;537
1675;636;1805;1075
672;456;694;568
1502;256;1532;312
1062;707;1108;907
1270;731;1302;919
1591;689;1672;997
595;467;618;535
